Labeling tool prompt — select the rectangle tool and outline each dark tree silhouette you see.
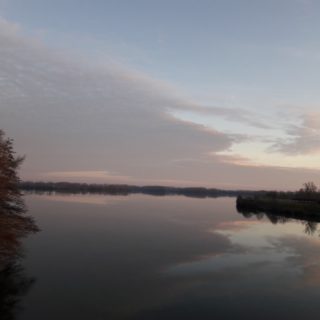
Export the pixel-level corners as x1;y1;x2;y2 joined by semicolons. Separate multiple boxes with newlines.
0;130;25;215
301;181;317;194
0;130;38;318
0;130;38;267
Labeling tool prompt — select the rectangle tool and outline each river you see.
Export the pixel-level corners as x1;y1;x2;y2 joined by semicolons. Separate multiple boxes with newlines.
6;193;320;319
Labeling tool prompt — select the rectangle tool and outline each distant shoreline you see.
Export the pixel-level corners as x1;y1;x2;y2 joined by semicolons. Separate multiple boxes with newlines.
20;181;261;198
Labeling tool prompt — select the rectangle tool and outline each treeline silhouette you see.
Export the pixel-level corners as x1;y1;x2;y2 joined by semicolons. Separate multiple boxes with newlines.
20;181;257;198
244;182;320;202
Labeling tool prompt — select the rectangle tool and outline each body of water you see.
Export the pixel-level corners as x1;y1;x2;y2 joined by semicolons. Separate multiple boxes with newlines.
6;194;320;319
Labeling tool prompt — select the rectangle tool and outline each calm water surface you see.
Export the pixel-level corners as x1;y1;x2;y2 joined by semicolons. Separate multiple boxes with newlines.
9;194;320;319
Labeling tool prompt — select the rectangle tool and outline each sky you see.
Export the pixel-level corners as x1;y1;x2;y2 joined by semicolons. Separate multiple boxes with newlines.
1;0;320;190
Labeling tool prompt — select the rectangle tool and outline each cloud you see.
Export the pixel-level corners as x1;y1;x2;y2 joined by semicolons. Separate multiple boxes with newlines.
43;171;131;183
0;16;20;36
3;16;320;189
172;103;273;130
271;113;320;155
0;17;235;183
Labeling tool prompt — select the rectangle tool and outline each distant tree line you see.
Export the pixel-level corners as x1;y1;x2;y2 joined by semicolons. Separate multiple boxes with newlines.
260;181;320;202
19;181;256;198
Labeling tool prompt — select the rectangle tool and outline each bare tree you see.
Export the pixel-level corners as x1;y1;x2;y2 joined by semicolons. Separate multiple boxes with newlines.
302;181;317;194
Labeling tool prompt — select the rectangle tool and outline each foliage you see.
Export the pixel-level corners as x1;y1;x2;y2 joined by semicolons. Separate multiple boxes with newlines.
0;130;38;270
0;130;25;215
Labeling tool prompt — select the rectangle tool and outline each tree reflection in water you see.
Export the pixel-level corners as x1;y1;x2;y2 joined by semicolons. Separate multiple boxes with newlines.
0;202;38;319
0;200;38;319
0;262;35;320
237;206;320;236
0;198;38;320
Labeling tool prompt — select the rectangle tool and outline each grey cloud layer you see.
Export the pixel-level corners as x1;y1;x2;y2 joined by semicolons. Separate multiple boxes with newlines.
2;17;320;189
0;19;232;181
272;113;320;154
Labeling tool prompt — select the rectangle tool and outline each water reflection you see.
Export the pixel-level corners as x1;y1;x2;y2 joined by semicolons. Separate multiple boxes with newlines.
0;262;35;320
11;195;320;319
0;190;38;320
237;204;320;236
31;193;129;206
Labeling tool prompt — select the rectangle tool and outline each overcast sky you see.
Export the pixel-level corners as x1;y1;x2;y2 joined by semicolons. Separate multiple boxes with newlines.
2;0;320;190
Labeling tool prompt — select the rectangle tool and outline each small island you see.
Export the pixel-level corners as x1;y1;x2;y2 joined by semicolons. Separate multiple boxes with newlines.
237;182;320;222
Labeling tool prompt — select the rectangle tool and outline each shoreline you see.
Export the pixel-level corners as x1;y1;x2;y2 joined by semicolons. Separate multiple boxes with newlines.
20;181;261;198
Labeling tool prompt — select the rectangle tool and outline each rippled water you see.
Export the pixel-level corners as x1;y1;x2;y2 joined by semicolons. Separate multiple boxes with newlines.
8;194;320;319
